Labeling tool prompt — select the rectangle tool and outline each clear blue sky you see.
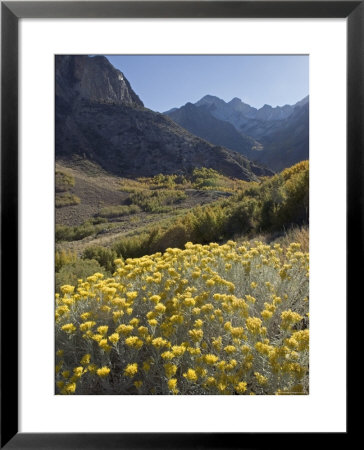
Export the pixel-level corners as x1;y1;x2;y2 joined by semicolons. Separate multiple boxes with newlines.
105;55;308;113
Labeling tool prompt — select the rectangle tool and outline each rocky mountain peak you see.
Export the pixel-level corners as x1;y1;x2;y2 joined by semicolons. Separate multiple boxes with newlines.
294;95;309;107
228;97;242;106
195;95;225;108
55;55;144;108
228;97;257;116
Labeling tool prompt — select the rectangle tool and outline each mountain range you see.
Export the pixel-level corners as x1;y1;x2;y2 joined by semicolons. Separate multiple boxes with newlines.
55;55;273;182
165;94;309;171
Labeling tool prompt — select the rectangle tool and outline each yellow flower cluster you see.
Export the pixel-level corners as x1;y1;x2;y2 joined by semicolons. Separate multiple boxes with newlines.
55;240;309;395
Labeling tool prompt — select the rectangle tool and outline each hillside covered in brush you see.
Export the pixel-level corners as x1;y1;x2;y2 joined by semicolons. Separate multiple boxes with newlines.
55;160;308;281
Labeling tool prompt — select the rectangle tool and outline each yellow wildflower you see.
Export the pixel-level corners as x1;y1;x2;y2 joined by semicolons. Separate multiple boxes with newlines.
254;372;268;385
124;363;138;377
172;345;186;357
63;382;76;394
204;354;219;365
261;310;273;320
80;354;91;366
164;363;178;378
246;317;263;335
183;369;198;382
281;310;303;330
152;337;169;349
149;295;161;303
61;323;76;334
154;303;166;314
224;345;236;354
125;336;143;349
80;321;96;332
97;325;109;335
97;366;110;378
61;285;74;295
188;329;203;342
109;333;120;344
116;324;134;335
235;382;247;394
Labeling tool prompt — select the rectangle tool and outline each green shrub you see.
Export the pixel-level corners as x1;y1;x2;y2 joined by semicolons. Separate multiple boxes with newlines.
55;193;81;208
55;259;107;292
192;167;220;190
150;173;178;189
55;221;116;242
223;198;257;237
82;246;118;273
55;171;75;192
273;168;309;228
113;229;162;260
55;249;78;272
220;160;309;235
149;224;191;254
189;205;226;243
129;189;186;213
56;223;94;242
88;217;108;225
98;204;141;218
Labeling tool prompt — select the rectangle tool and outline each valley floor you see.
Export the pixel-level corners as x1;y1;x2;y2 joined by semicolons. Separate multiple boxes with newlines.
56;162;234;254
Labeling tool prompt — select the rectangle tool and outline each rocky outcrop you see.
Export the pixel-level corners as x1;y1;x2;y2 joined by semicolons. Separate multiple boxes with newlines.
56;55;143;107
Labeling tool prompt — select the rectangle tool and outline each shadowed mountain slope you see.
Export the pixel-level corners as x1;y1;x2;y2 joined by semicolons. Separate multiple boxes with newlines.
165;95;309;172
56;55;273;181
166;102;263;159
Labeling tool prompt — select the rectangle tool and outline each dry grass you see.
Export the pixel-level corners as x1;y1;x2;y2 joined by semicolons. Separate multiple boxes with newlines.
55;193;81;208
234;226;309;253
271;226;309;253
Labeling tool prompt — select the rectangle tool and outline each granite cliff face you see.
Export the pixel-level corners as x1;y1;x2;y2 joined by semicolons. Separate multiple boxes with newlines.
56;55;144;108
56;55;272;181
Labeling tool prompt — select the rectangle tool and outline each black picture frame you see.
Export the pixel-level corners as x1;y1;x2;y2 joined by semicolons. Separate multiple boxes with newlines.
1;1;356;447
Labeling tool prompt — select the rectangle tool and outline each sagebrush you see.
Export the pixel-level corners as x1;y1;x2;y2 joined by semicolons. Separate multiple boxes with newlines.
55;240;309;395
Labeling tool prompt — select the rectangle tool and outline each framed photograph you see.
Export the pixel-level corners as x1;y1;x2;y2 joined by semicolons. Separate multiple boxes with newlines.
1;1;356;447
